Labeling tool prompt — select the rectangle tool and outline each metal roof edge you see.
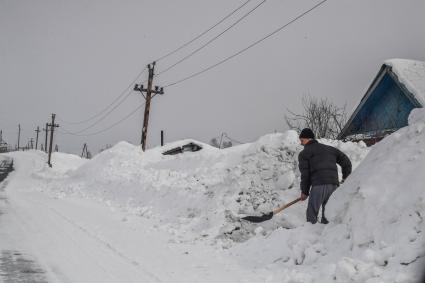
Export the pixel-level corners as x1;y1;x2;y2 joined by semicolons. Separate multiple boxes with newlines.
337;64;389;139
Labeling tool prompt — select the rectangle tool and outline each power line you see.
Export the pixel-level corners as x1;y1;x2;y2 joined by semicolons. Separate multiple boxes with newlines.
58;1;257;126
54;1;260;129
157;0;266;76
58;69;151;134
62;88;135;134
155;0;255;62
58;67;148;125
163;0;329;88
59;102;146;137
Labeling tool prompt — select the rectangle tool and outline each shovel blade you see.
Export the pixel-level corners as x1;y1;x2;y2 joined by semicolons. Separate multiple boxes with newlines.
241;212;273;223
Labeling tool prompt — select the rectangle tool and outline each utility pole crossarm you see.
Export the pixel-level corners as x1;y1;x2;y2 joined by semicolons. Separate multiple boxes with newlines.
133;85;164;95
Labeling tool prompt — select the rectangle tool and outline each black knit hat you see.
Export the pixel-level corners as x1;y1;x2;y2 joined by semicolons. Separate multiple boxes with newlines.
299;128;315;139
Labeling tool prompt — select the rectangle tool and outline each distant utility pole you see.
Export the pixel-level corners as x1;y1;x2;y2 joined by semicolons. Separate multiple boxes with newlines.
29;138;34;149
219;132;225;149
133;62;164;151
35;126;40;150
0;130;2;143
43;123;49;153
81;143;87;158
47;114;59;167
161;130;164;146
17;124;21;151
81;143;90;158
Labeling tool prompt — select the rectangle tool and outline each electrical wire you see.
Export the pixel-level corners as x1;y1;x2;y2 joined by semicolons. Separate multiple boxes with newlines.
56;1;260;128
163;0;329;88
59;102;146;137
58;71;150;134
62;89;134;134
57;66;148;125
155;0;255;62
156;0;266;76
54;1;328;142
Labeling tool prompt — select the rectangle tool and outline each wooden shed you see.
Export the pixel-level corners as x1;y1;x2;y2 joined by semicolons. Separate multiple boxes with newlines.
338;59;425;145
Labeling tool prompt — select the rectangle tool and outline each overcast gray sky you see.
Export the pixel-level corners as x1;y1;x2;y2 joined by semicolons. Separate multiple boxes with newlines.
1;0;424;154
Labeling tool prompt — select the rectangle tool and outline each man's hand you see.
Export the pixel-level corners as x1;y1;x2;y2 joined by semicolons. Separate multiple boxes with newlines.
300;193;308;201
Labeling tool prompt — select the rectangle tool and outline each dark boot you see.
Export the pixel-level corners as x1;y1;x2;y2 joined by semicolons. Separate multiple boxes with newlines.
320;216;329;224
321;205;329;224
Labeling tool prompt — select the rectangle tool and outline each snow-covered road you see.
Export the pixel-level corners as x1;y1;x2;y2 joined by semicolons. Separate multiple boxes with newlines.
0;176;268;282
0;178;49;282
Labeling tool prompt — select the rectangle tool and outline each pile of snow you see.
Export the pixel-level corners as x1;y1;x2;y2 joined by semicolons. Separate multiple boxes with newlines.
2;150;87;193
327;108;425;281
385;58;425;105
29;132;367;245
232;109;425;282
5;107;425;281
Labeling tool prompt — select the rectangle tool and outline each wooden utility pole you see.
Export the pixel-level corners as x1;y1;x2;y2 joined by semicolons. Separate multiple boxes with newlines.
47;114;59;167
81;143;86;158
161;130;164;146
219;132;225;149
35;126;40;150
81;143;90;158
43;123;49;153
133;62;164;151
17;124;21;151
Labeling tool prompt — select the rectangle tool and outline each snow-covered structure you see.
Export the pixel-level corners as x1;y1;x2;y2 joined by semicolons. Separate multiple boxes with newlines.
338;59;425;145
0;138;8;153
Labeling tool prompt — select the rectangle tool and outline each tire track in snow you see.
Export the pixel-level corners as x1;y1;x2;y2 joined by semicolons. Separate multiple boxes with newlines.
9;197;119;283
0;179;50;282
29;199;163;283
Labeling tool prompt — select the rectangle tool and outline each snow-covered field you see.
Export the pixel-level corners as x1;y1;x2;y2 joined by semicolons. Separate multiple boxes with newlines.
1;109;425;282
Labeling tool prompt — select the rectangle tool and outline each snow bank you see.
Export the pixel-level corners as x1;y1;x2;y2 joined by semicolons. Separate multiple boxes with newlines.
233;109;425;282
3;150;87;193
20;132;367;246
8;115;425;282
326;108;425;281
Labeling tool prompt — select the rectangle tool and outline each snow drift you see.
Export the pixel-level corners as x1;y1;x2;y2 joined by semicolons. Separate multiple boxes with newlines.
233;109;425;282
32;132;367;244
3;109;425;282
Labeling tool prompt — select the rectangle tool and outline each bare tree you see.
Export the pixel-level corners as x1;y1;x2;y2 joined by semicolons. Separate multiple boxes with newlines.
285;95;347;139
210;134;233;149
99;144;112;153
210;137;220;148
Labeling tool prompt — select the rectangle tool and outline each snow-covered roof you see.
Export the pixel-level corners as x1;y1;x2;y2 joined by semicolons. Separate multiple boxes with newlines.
385;59;425;106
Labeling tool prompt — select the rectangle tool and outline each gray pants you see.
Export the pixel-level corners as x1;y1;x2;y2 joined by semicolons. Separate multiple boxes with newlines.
307;184;337;224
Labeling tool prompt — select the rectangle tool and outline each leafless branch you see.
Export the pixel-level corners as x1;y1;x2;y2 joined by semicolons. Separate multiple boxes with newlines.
285;95;347;139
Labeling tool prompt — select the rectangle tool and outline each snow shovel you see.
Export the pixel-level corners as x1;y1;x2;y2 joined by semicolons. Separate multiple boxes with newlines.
241;197;302;223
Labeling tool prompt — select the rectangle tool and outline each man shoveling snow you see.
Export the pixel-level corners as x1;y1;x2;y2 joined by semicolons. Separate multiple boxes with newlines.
298;128;352;224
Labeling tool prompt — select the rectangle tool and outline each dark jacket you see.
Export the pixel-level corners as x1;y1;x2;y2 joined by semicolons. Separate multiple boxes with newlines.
298;140;352;195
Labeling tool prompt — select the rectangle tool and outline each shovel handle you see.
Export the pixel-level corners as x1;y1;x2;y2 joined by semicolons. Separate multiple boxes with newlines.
272;197;302;215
